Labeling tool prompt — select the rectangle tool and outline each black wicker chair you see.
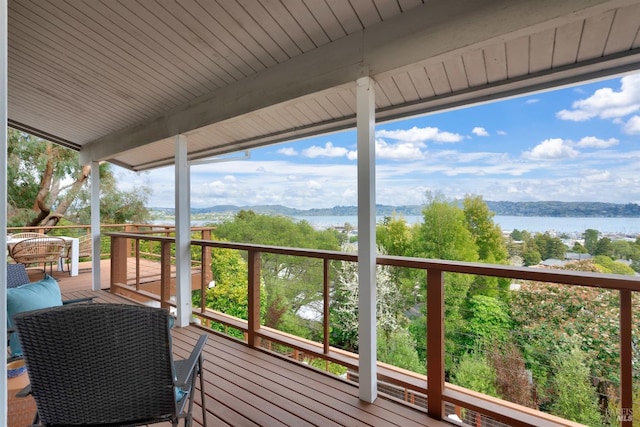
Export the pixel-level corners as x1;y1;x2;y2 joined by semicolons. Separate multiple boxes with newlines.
14;303;208;427
7;263;30;288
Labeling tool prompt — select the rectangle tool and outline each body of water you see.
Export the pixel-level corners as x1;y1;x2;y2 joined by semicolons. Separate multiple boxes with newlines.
292;215;640;235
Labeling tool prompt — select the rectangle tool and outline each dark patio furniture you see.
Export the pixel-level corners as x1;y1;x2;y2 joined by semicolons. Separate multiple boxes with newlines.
13;303;207;427
6;263;30;288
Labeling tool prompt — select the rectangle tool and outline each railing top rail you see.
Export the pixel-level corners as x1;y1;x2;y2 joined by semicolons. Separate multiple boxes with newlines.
108;231;640;292
8;224;215;231
379;254;640;291
106;232;357;262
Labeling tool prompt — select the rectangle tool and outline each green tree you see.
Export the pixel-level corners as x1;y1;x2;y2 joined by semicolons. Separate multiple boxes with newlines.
7;129;150;226
377;214;414;256
73;163;150;224
549;344;602;426
462;195;507;263
532;232;566;260
411;193;477;370
583;229;599;254
522;248;541;266
215;211;342;332
206;246;249;318
376;216;423;308
463;295;512;349
511;260;640;384
510;229;524;241
594;237;614;257
451;352;499;397
377;327;425;374
412;193;478;262
8;129;91;227
593;255;636;275
462;195;509;297
571;241;588;253
610;239;640;262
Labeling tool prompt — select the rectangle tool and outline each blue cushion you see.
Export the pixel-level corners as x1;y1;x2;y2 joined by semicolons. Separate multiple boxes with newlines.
7;275;62;356
175;387;188;404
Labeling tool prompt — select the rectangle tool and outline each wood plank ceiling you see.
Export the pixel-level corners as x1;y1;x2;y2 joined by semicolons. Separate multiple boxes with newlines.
7;0;640;171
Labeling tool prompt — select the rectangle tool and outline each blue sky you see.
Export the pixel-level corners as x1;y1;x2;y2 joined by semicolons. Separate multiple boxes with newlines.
118;71;640;210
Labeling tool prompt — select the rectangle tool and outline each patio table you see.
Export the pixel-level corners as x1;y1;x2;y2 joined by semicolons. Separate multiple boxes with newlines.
7;236;79;277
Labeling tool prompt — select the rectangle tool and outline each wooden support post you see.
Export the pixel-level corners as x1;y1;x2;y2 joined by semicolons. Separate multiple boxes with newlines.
247;250;261;348
427;268;445;419
110;235;128;291
620;289;633;426
160;241;171;310
201;229;213;285
135;239;141;290
323;258;330;355
124;225;134;257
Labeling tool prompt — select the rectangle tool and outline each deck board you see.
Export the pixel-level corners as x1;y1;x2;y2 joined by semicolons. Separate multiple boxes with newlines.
54;289;447;427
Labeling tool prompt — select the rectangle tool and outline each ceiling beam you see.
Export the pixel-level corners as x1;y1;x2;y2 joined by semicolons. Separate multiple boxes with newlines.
80;0;631;165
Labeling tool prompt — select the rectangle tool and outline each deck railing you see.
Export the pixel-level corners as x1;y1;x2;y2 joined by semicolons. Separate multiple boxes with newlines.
107;231;639;427
7;223;215;262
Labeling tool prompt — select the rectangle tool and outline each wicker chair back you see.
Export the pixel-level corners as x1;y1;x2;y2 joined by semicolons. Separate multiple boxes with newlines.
14;304;188;426
9;237;66;274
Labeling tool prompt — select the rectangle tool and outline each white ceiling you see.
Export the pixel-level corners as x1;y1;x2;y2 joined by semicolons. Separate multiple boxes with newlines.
7;0;640;171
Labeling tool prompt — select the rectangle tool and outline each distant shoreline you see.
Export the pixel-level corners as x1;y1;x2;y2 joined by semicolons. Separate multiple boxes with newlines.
149;201;640;218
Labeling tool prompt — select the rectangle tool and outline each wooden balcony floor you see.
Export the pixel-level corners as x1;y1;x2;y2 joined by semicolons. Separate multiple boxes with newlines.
25;258;184;293
18;262;447;425
54;290;447;427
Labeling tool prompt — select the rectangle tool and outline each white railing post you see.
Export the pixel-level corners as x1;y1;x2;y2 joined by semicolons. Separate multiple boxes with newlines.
91;160;101;290
1;1;8;423
357;75;377;403
175;134;192;327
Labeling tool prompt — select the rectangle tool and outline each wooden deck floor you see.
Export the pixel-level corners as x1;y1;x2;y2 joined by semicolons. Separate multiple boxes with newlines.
53;289;448;427
16;262;449;426
25;258;177;293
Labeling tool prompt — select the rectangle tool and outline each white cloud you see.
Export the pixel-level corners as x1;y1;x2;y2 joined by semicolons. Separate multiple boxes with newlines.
376;126;464;143
302;142;348;158
583;170;611;182
307;180;322;189
623;115;640;134
472;127;489;137
375;139;425;161
223;175;236;182
278;147;298;156
575;136;618;148
556;73;640;121
497;130;507;136
525;98;540;104
340;140;426;161
524;138;579;160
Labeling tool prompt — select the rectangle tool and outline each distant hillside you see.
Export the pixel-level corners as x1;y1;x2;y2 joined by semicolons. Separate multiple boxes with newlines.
485;201;640;217
150;201;640;218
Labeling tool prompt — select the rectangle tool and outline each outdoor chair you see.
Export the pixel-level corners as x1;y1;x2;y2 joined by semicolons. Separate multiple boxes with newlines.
13;303;208;427
10;232;47;239
6;263;30;288
63;234;91;272
6;274;95;363
9;236;66;274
